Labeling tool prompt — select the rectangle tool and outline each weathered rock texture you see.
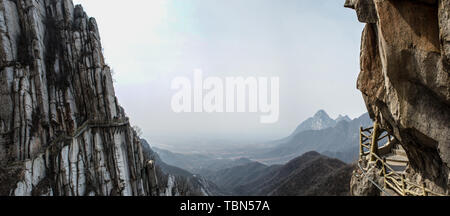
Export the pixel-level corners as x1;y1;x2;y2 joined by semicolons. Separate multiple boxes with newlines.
0;0;156;196
346;0;450;195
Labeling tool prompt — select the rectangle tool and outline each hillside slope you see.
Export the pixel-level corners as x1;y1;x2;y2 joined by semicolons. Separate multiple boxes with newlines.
208;152;354;196
141;139;224;196
0;0;154;196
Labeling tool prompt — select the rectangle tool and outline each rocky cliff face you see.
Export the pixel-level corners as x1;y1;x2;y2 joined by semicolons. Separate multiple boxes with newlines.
345;0;450;195
0;0;156;196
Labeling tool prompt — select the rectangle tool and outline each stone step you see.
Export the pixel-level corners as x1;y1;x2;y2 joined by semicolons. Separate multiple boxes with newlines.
386;164;407;172
385;153;408;171
386;154;409;162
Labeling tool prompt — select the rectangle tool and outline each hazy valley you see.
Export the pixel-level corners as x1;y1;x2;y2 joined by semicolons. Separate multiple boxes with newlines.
144;110;371;196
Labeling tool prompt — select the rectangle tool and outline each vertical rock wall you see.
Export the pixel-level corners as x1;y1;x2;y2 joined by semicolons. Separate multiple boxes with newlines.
0;0;155;196
346;0;449;195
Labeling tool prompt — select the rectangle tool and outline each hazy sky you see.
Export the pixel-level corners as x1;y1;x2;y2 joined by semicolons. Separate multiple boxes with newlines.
73;0;366;141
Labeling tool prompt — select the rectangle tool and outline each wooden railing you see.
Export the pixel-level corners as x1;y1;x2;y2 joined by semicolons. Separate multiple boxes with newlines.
371;152;444;196
358;122;446;196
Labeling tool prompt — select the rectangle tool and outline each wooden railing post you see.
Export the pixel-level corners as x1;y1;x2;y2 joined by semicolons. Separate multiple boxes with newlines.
422;182;428;196
370;121;379;163
382;158;387;189
359;127;363;160
401;174;406;196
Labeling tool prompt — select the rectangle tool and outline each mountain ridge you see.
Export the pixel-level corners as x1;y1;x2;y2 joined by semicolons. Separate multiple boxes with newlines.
291;110;353;136
253;112;372;164
153;146;255;175
205;151;354;196
140;139;224;196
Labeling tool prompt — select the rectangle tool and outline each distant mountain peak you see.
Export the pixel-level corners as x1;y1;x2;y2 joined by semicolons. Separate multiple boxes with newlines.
314;110;330;119
288;110;366;140
265;112;372;165
336;115;351;122
291;110;336;135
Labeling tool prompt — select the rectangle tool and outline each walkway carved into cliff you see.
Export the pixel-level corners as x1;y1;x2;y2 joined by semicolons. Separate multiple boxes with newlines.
356;122;446;196
43;117;131;153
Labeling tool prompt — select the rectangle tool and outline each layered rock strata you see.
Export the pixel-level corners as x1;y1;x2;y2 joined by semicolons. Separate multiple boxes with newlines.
0;0;156;196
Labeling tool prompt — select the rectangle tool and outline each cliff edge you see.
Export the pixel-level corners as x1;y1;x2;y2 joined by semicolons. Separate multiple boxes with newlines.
345;0;449;195
0;0;155;196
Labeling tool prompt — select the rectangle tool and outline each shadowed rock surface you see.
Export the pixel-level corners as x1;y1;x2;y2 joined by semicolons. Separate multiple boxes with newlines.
0;0;155;196
345;0;450;195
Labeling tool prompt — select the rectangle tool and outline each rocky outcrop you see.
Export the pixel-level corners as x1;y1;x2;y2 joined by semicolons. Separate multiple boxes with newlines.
346;0;450;195
0;0;156;196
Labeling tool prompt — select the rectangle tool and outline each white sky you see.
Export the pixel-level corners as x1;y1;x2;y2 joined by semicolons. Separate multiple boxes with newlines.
72;0;366;141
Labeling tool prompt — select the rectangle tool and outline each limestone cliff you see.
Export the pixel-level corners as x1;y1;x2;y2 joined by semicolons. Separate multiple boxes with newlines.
345;0;450;195
0;0;156;196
